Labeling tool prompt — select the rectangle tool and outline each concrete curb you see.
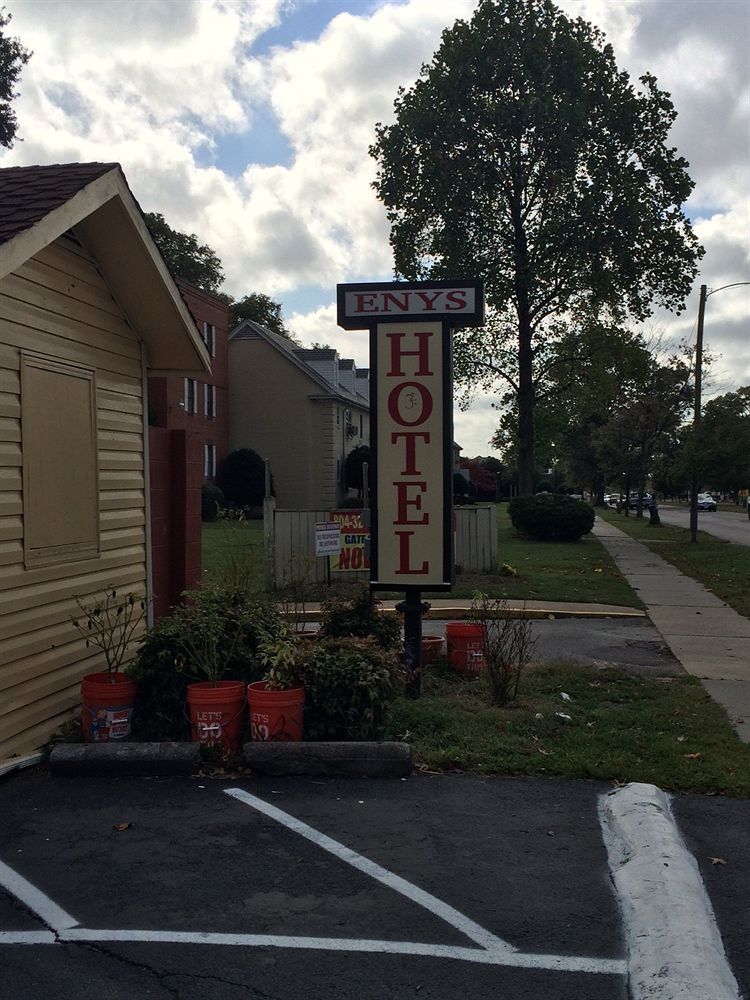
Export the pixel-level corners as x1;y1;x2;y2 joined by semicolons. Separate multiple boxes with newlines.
291;606;646;622
49;742;201;776
46;741;413;779
243;741;413;778
599;782;740;1000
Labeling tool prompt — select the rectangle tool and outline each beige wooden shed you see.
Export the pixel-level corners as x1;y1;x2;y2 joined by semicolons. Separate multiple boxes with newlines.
0;162;210;766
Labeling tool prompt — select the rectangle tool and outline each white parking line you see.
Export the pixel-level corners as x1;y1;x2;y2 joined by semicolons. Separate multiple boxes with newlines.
0;789;627;979
224;786;512;954
0;858;79;931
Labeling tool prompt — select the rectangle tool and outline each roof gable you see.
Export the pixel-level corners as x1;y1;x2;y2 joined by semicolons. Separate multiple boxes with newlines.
0;162;210;376
0;162;117;247
230;319;368;409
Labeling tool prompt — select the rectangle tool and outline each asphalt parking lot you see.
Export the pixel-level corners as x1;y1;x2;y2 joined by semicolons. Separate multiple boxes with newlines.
1;769;747;999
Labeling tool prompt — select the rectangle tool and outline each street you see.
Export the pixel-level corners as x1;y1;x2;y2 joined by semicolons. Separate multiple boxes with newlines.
654;507;750;546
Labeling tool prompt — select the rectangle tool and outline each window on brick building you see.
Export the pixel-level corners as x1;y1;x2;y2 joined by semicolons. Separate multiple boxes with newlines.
204;383;215;419
202;322;215;357
204;443;216;479
184;378;197;414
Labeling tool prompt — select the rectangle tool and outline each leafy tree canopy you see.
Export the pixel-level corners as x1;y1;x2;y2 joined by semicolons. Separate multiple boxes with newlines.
371;0;702;494
144;211;224;294
685;386;750;496
0;8;31;149
228;292;295;340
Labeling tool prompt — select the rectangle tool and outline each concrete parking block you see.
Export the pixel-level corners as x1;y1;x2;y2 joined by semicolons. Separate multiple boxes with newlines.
49;742;201;776
243;741;413;777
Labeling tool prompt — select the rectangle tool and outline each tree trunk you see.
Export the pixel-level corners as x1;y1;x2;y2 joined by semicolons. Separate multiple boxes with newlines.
517;311;535;496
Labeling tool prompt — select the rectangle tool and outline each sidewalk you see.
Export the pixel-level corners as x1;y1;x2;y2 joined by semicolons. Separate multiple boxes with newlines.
593;517;750;743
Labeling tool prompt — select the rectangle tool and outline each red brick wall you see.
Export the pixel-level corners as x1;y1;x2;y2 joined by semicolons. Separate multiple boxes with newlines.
147;280;229;482
149;427;203;620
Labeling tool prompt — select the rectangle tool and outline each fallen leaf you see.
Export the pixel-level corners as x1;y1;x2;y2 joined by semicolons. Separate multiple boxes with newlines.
709;857;727;865
684;752;701;760
555;712;572;722
537;748;552;756
676;735;687;743
113;822;131;832
560;692;572;702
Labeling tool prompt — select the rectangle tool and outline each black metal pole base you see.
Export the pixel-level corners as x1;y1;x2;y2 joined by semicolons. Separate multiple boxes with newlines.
395;588;430;700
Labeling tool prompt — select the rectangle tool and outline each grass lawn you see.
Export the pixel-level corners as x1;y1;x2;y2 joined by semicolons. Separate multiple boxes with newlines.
388;660;750;796
202;518;265;592
446;505;643;607
597;506;750;619
202;506;643;608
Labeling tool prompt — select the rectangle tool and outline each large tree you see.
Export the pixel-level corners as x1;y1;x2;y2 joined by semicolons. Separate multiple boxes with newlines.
228;292;294;340
685;386;750;499
143;211;224;294
0;8;31;148
370;0;702;494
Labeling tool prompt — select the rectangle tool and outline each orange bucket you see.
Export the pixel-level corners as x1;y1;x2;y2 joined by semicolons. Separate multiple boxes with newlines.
247;682;304;741
445;623;485;676
81;672;137;742
421;635;444;665
187;680;246;754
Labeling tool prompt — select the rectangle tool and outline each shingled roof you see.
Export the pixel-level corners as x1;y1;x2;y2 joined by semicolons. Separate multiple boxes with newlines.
0;162;118;246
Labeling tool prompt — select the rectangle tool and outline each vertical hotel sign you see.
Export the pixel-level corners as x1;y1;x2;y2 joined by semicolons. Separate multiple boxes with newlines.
337;280;484;591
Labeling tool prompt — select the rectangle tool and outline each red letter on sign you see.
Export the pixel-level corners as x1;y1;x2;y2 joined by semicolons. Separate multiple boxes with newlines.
394;531;428;575
387;382;433;427
391;432;430;475
386;331;433;377
355;293;377;313
393;481;428;525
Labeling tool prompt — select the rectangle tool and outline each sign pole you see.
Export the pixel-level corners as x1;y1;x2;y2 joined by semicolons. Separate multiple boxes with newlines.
336;279;485;701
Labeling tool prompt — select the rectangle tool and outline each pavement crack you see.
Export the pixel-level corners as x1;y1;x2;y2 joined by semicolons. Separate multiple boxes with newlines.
69;941;182;999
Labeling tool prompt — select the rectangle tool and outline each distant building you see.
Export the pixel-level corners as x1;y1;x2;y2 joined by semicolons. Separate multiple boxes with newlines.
147;279;229;483
228;321;369;508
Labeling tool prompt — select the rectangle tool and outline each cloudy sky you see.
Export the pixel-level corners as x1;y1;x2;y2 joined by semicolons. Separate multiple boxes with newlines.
2;0;748;456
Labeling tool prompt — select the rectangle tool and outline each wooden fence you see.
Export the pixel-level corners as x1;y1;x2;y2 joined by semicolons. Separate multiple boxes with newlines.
264;500;497;587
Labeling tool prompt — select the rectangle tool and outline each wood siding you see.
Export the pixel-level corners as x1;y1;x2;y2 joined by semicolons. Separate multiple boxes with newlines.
0;237;147;762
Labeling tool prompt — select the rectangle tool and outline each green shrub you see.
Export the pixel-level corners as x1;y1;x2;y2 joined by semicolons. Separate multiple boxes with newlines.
127;587;288;740
508;493;595;541
303;637;402;741
217;448;269;508
319;584;401;651
202;483;224;522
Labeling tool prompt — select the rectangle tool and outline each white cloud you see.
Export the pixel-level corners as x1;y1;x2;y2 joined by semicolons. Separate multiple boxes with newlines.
2;0;748;456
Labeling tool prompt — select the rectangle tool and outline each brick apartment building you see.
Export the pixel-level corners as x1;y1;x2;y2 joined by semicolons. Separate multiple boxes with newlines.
147;278;229;482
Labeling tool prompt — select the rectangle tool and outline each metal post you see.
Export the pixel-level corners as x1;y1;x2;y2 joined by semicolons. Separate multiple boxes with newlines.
689;284;707;544
400;586;423;700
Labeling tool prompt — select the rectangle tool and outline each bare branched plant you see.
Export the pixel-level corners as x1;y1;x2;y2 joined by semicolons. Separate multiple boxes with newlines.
469;592;537;706
72;588;148;678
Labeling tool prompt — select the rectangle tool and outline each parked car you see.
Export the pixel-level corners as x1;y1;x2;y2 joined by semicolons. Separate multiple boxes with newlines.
627;492;653;510
696;493;717;511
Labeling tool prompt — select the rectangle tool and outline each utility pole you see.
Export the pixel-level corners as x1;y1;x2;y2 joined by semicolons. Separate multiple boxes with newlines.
689;284;707;544
688;280;750;543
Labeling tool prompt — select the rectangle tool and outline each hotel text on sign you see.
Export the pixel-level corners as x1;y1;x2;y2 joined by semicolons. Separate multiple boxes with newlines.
337;279;484;593
376;322;445;586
